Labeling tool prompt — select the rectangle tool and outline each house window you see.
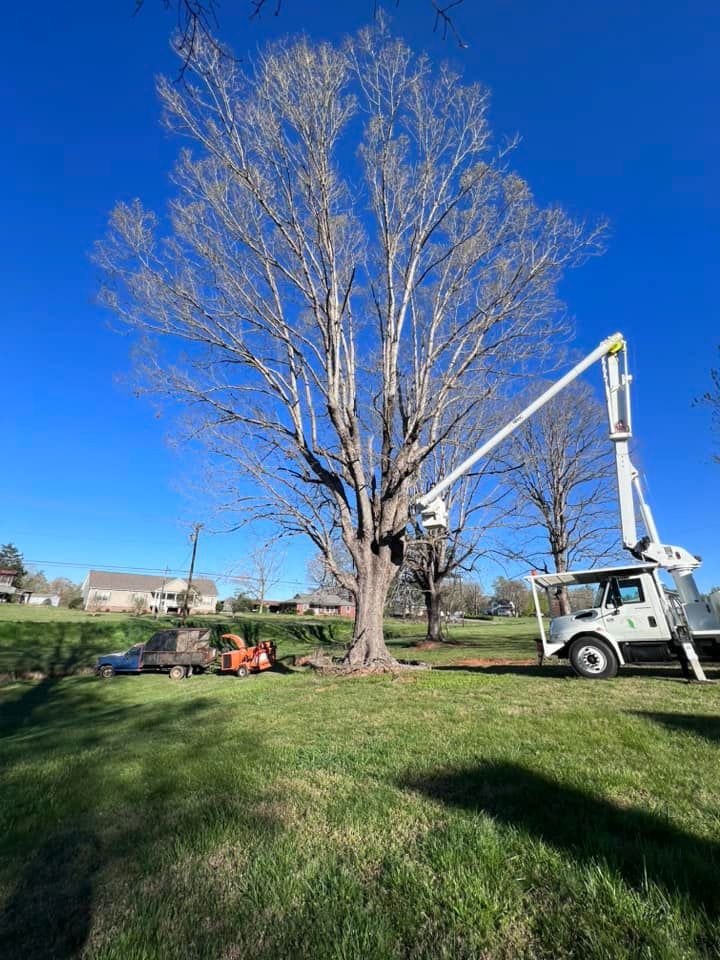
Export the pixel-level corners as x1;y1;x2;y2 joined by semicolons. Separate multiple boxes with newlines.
93;591;111;603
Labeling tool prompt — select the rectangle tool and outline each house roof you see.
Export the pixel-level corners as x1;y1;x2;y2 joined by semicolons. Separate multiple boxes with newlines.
85;570;218;596
292;589;354;607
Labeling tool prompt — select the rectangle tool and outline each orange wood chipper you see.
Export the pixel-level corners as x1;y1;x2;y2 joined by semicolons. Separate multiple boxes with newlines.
218;633;276;678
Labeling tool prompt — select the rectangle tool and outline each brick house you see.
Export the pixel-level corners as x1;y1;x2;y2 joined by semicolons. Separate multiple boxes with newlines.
81;570;218;614
272;588;355;617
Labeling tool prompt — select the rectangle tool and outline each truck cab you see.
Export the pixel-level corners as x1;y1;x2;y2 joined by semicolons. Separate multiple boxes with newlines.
97;644;144;677
529;563;720;679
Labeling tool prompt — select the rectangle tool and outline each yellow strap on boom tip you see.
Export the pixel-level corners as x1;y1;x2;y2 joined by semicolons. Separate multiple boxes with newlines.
608;339;624;355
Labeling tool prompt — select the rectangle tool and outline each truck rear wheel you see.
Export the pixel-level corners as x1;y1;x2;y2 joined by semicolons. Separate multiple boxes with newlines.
98;665;115;680
169;665;187;680
569;636;619;680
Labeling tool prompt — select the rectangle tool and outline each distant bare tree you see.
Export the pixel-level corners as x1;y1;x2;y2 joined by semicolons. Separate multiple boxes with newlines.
132;594;148;616
492;575;529;615
48;577;83;608
696;347;720;464
96;26;603;665
502;381;618;615
245;542;284;613
306;543;352;593
460;580;486;617
19;569;50;595
404;419;513;642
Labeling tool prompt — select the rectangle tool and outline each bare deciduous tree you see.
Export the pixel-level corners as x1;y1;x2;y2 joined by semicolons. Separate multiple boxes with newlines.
132;594;148;616
502;381;618;615
306;543;352;593
459;580;486;617
491;575;529;615
695;347;720;464
96;25;603;665
245;542;284;613
404;424;513;642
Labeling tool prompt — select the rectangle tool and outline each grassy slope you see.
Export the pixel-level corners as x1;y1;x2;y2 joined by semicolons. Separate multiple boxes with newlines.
1;619;720;959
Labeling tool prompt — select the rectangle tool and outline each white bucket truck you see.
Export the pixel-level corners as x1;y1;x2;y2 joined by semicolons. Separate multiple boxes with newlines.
417;334;720;681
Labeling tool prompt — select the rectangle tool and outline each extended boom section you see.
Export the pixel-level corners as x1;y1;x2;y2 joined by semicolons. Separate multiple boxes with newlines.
416;333;626;531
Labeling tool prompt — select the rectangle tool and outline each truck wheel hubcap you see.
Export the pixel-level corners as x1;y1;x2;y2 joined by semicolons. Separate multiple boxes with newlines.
578;645;606;674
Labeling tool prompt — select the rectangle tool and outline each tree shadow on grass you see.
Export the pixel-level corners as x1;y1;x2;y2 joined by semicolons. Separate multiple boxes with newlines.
0;680;281;959
401;761;720;917
0;829;101;960
283;622;345;649
634;711;720;745
0;677;60;738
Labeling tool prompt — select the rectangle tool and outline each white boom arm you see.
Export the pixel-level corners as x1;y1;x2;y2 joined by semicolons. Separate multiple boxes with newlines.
416;332;625;527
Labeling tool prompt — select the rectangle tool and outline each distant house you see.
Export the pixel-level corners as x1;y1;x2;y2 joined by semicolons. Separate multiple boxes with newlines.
272;589;355;617
19;593;60;607
81;571;218;615
0;568;19;602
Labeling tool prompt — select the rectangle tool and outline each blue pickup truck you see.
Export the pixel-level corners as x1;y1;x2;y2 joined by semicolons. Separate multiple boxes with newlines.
96;628;217;680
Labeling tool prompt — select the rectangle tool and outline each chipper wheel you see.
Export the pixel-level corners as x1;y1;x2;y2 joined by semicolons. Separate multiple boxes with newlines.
236;665;249;679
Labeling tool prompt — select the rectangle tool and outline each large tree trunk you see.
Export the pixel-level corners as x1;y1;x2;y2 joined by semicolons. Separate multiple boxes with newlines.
343;544;400;668
553;549;572;616
556;586;571;617
425;588;442;643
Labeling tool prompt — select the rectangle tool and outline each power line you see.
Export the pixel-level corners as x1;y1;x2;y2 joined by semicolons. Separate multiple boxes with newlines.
24;558;309;588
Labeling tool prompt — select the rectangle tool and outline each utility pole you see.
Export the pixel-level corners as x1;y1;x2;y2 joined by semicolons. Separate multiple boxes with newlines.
181;523;203;621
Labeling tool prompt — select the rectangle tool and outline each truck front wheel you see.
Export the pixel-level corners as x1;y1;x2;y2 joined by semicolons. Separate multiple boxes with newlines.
169;665;187;680
569;636;619;680
98;665;115;680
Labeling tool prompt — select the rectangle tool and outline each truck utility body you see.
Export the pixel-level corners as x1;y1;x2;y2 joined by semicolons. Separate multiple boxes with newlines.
529;564;720;678
416;333;720;681
96;628;217;680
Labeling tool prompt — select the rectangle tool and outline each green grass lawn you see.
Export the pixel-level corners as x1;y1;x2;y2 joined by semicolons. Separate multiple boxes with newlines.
2;617;719;959
0;610;538;677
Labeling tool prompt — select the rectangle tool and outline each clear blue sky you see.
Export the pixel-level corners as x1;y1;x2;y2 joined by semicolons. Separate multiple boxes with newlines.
2;0;719;595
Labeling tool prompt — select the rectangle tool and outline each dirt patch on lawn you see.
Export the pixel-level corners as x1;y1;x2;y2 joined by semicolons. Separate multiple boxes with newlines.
452;657;537;668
